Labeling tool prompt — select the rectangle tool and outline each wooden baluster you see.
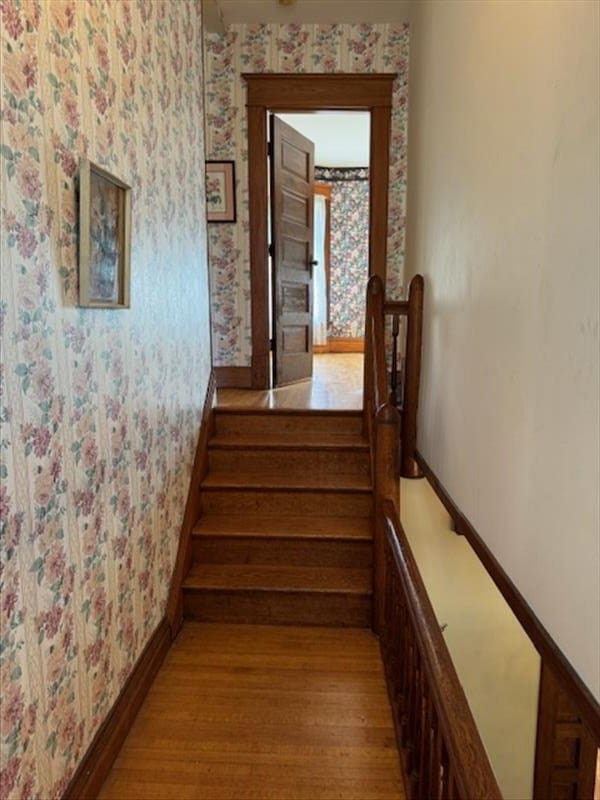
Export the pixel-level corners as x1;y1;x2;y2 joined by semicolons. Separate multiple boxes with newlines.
401;274;424;478
402;632;415;749
390;313;399;404
395;590;407;713
430;710;442;800
419;684;432;800
411;654;423;796
380;504;502;800
440;745;451;800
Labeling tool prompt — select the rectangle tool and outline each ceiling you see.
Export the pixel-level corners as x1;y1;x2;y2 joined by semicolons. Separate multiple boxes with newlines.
208;0;414;27
277;112;370;167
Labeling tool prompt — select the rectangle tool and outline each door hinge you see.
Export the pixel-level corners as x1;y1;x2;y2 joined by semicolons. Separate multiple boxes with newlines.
267;141;273;158
268;242;275;258
269;337;274;351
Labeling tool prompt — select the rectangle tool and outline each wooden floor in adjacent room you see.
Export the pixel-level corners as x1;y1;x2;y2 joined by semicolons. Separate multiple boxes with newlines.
217;354;364;411
98;623;405;800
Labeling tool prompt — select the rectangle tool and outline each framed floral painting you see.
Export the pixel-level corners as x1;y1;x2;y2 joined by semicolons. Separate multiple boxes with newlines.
205;161;236;223
79;159;131;308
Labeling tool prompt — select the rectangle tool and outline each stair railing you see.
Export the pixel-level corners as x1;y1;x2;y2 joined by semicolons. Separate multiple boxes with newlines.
384;274;425;479
363;275;401;633
363;273;425;631
380;499;503;800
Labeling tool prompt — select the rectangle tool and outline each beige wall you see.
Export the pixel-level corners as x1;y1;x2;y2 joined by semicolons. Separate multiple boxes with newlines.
405;0;599;703
402;479;540;799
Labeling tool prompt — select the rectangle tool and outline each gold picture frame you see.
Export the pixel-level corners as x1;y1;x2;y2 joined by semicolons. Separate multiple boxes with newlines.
79;158;131;308
205;160;236;223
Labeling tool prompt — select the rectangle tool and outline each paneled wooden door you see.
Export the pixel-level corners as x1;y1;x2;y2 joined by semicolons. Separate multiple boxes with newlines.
270;115;315;386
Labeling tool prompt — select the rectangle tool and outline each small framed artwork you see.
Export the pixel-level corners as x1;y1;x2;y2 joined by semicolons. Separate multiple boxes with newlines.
205;160;236;223
79;158;131;308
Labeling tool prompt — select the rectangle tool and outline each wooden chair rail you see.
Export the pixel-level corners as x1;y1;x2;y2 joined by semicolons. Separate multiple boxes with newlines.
380;500;503;800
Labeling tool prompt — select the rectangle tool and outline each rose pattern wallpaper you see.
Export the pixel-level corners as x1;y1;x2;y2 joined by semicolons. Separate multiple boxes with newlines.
316;167;370;338
0;2;211;798
204;23;410;366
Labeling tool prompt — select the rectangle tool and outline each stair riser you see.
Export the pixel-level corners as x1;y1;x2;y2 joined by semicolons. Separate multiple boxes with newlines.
192;536;372;569
208;448;370;476
183;589;372;627
201;489;372;517
215;413;363;438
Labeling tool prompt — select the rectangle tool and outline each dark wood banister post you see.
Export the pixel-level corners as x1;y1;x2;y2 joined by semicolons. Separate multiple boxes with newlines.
401;274;424;478
373;403;400;632
364;275;401;633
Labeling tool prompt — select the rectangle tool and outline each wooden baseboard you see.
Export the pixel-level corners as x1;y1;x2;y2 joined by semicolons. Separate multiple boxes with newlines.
314;337;364;354
214;366;252;388
415;449;600;742
167;370;217;636
63;618;170;800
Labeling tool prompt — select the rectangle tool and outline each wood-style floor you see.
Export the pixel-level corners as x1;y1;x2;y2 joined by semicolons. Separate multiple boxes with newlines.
98;623;405;800
217;354;364;411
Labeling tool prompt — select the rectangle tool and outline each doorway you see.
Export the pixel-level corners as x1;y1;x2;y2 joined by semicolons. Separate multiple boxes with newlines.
244;73;396;390
271;112;371;387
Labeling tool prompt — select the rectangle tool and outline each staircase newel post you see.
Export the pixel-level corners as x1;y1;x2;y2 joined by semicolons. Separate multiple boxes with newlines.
401;275;425;478
373;402;401;634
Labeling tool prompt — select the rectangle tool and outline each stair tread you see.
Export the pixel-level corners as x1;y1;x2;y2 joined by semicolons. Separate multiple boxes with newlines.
201;472;372;492
193;514;372;540
209;433;369;450
183;564;372;594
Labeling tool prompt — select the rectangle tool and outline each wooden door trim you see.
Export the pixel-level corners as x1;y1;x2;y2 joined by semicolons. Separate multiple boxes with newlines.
244;73;395;389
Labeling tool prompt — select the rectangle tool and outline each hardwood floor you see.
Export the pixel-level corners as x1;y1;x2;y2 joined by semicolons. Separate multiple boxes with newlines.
217;354;363;411
98;623;405;800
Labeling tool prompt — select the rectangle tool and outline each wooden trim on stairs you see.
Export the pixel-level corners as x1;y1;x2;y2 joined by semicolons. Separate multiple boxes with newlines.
214;366;252;388
167;369;217;636
62;618;170;800
415;448;600;746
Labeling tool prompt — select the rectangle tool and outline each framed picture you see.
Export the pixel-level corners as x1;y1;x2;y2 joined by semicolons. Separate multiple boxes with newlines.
79;159;131;308
205;161;236;223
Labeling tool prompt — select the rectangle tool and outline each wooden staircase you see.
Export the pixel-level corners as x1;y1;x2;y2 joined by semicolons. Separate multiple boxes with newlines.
183;408;373;627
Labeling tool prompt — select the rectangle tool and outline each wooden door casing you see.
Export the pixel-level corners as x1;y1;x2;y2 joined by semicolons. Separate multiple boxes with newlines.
244;74;395;389
270;115;315;386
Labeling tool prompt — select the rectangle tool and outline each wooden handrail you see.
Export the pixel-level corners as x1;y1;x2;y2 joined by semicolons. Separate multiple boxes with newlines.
380;500;503;800
401;275;424;478
363;275;401;633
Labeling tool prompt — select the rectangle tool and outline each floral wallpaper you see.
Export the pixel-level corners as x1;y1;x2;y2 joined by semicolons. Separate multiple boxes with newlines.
204;23;410;366
316;167;370;338
0;2;211;798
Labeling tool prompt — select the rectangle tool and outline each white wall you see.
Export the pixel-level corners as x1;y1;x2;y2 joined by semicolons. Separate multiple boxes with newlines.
405;0;599;700
278;112;370;167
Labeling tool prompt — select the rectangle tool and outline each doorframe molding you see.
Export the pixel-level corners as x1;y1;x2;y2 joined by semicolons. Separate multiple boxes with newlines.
243;73;396;389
